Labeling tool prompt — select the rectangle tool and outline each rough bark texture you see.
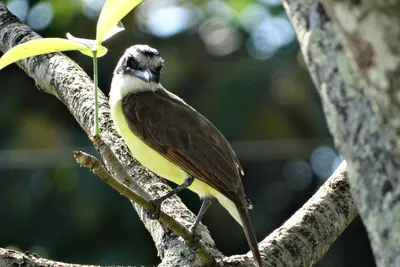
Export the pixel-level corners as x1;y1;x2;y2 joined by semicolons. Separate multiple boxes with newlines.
0;4;218;267
223;161;355;266
0;162;355;267
74;142;215;266
283;0;400;266
0;248;93;267
0;2;357;266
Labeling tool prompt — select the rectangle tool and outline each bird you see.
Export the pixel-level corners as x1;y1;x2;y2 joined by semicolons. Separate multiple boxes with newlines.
109;44;262;267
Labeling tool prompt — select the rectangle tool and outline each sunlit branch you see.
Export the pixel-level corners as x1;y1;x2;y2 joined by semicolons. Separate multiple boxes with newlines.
0;2;357;267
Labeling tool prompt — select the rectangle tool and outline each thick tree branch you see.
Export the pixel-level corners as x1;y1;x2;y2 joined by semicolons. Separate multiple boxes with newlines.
283;0;400;265
73;140;214;266
0;161;355;267
221;161;356;266
0;2;357;266
0;248;97;267
0;3;219;267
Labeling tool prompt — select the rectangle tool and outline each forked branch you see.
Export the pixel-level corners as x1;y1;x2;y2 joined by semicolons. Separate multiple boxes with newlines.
0;2;357;266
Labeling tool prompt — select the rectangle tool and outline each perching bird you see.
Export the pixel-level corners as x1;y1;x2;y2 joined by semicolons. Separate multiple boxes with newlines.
109;45;262;267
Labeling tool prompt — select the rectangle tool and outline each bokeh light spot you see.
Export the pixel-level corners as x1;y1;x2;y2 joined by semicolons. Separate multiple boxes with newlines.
248;16;295;59
239;3;270;32
310;146;340;180
6;0;29;21
283;160;313;191
260;0;283;7
199;18;242;56
27;2;54;31
146;6;196;38
204;0;234;20
82;0;106;19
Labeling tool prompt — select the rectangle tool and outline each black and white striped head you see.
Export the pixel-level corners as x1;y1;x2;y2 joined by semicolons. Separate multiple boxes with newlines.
111;45;165;101
114;45;164;84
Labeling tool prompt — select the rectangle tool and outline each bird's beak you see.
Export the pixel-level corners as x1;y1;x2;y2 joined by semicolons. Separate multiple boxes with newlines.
132;69;153;83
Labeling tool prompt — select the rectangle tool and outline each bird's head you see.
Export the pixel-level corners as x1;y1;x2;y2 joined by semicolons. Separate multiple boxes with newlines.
111;45;164;99
114;45;164;84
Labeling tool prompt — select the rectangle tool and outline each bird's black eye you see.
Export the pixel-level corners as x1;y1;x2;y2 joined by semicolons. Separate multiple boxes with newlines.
126;56;138;70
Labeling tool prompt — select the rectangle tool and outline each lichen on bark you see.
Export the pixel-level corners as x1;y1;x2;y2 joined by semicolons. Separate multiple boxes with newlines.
283;0;400;265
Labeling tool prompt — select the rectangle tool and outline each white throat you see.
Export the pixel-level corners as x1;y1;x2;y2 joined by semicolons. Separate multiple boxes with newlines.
109;74;160;106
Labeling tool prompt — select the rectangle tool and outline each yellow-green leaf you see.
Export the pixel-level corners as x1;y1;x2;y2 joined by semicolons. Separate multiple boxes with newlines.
0;38;106;70
66;33;108;57
79;46;108;57
102;21;125;42
96;0;143;44
66;33;96;49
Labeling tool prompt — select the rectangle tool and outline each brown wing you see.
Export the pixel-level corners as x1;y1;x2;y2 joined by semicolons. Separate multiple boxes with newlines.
122;89;246;204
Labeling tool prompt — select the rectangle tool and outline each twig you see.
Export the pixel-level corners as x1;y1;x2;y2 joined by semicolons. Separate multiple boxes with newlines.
91;135;151;200
73;139;215;266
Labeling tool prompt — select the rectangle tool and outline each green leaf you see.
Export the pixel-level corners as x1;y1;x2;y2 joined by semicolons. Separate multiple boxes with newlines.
66;33;108;57
102;21;125;42
66;33;96;49
0;38;107;70
96;0;143;44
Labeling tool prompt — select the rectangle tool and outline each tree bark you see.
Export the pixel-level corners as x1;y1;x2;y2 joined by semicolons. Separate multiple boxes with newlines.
0;162;355;267
222;161;356;267
0;4;218;267
0;2;357;266
283;0;400;266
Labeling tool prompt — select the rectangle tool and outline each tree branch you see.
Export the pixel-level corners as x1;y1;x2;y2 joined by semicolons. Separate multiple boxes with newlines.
0;248;99;267
0;2;357;266
221;161;356;266
0;3;219;266
283;0;400;265
0;161;355;267
73;138;215;266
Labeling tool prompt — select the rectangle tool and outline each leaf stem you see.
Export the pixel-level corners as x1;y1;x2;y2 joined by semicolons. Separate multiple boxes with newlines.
92;50;100;137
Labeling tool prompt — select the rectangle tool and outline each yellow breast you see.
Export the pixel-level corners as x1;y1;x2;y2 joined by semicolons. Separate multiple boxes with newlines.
110;101;218;198
109;74;241;225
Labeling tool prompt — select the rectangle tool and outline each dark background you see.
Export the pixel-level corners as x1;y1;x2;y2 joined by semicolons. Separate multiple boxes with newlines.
0;0;375;266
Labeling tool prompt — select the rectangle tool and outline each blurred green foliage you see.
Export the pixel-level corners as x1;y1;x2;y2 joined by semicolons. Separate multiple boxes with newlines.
0;0;375;266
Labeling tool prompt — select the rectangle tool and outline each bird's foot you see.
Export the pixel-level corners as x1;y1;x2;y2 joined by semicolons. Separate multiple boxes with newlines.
186;226;202;254
189;225;202;243
146;198;163;220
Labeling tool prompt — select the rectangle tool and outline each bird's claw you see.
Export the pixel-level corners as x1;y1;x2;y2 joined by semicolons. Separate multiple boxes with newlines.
189;226;202;243
186;227;202;254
